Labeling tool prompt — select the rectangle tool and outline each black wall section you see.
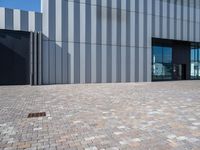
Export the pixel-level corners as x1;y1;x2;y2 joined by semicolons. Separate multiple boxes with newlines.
0;30;30;85
172;42;190;80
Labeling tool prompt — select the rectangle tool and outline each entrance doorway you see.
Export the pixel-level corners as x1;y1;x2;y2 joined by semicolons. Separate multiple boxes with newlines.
152;38;191;81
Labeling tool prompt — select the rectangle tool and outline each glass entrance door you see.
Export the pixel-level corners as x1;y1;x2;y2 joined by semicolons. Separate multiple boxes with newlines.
173;64;186;80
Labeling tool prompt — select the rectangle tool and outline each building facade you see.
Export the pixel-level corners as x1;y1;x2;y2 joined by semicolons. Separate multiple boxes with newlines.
0;0;200;85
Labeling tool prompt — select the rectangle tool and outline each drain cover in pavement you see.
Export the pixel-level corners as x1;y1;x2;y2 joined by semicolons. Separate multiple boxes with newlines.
28;112;46;118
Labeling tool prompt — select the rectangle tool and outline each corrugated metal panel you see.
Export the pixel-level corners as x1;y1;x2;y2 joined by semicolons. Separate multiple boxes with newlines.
40;0;200;84
0;7;42;32
1;0;199;84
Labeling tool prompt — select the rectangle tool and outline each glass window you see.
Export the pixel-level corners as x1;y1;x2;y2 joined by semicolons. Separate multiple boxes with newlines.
190;47;200;79
152;46;172;81
153;46;162;63
163;47;172;63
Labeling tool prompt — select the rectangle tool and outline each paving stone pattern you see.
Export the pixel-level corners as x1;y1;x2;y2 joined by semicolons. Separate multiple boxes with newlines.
0;81;200;150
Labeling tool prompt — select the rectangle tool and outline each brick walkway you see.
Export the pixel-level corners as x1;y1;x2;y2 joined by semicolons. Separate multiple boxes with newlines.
0;81;200;150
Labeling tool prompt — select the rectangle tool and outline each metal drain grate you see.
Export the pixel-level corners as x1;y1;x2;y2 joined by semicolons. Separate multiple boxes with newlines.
28;112;46;118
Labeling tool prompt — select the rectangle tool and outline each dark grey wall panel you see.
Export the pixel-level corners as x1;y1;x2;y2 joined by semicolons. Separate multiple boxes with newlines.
5;9;13;30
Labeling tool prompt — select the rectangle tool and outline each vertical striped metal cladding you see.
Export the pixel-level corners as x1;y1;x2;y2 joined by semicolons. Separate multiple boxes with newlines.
1;0;200;85
41;0;200;84
0;8;42;32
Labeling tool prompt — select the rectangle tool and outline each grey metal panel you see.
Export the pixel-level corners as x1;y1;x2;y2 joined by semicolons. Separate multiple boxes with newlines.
112;5;117;46
28;12;35;31
169;0;175;18
130;47;135;82
68;2;74;43
139;47;144;82
49;41;56;84
143;47;147;82
80;2;86;83
112;45;117;82
107;1;112;46
147;0;152;15
130;12;135;47
126;1;131;82
147;14;152;48
35;12;42;32
146;47;152;82
120;0;125;11
56;0;62;42
34;32;38;85
5;8;13;30
116;46;121;82
62;0;68;42
130;0;135;12
183;0;188;20
101;45;107;83
196;4;200;23
135;12;139;47
155;0;160;16
139;0;144;13
80;2;86;44
154;16;160;38
55;42;62;84
30;32;34;85
91;44;97;83
176;0;181;19
62;42;68;83
49;0;55;40
107;45;112;82
163;0;168;17
68;42;74;84
80;43;86;83
176;19;181;40
85;43;91;83
91;3;96;44
121;46;126;82
121;12;126;47
190;22;194;41
183;20;188;41
101;2;107;45
190;0;194;22
74;2;80;44
135;47;139;82
38;33;42;85
20;10;28;31
96;1;102;45
139;12;144;47
96;44;102;83
14;10;21;30
169;18;175;39
42;0;49;40
162;16;168;39
74;5;80;84
42;41;49;84
195;23;200;42
0;8;5;29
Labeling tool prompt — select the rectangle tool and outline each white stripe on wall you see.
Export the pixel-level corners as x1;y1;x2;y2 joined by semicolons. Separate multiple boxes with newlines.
80;2;86;83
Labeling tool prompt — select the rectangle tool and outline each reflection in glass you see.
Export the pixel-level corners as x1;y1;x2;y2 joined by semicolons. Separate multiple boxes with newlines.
152;46;172;80
190;47;200;79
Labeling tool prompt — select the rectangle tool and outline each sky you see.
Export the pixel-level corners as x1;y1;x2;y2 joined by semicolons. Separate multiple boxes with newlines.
0;0;40;12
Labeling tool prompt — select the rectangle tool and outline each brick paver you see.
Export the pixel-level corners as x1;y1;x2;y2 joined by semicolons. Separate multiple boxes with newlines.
0;81;200;150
